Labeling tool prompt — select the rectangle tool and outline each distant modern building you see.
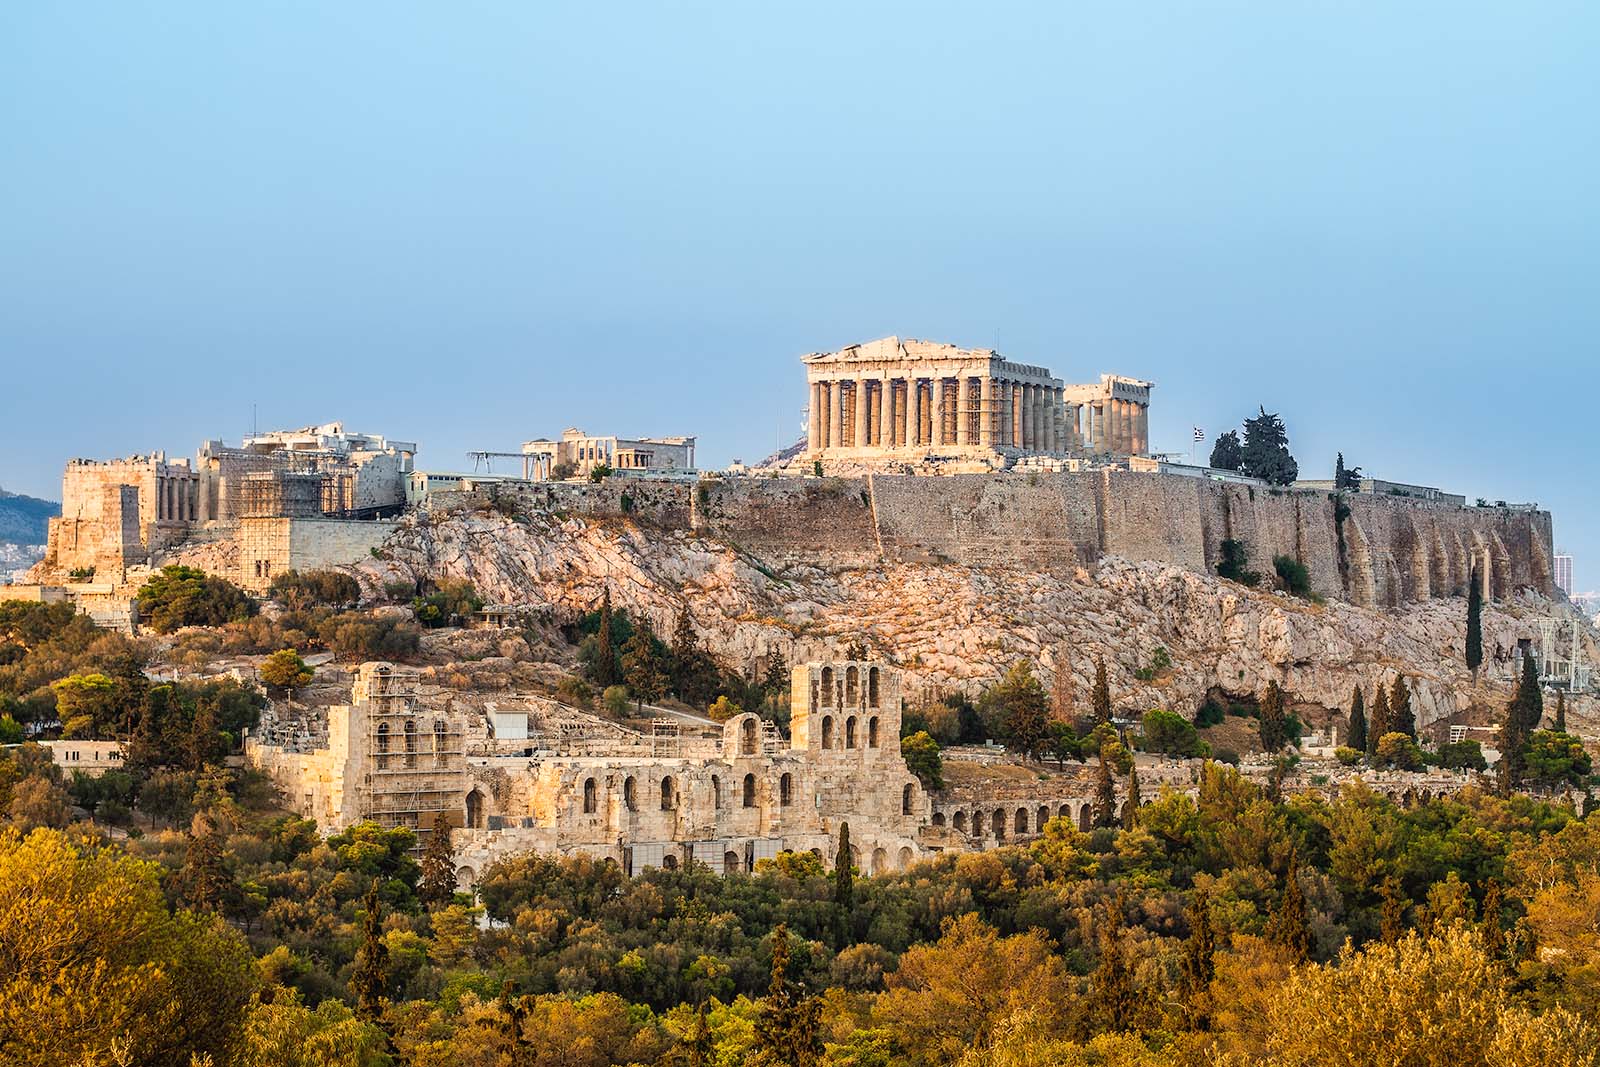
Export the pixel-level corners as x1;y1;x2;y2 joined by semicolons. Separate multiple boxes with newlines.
1293;476;1467;508
1555;552;1574;598
521;428;697;481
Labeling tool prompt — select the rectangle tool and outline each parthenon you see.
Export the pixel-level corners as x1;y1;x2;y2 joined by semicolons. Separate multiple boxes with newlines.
803;337;1152;463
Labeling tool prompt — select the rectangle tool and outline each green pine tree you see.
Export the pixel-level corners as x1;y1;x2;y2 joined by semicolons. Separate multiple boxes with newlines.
1123;761;1141;829
1367;685;1390;758
351;882;390;1021
182;811;233;914
1555;687;1567;732
1481;878;1506;963
1346;686;1367;755
418;812;457;909
1180;887;1217;1028
1388;676;1415;739
1465;565;1484;678
751;924;823;1067
1259;680;1287;752
593;589;619;688
833;823;854;948
1514;648;1544;731
1270;850;1313;962
1379;877;1406;945
1091;657;1113;725
621;620;670;708
1093;746;1118;828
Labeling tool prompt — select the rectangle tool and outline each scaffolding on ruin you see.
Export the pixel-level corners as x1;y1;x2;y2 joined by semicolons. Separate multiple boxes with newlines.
1538;617;1591;691
362;668;468;846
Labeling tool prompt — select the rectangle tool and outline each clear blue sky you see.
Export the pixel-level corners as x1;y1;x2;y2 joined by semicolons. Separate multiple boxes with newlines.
4;4;1598;584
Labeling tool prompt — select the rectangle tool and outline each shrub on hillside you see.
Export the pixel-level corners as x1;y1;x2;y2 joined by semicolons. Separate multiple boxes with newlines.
136;565;257;633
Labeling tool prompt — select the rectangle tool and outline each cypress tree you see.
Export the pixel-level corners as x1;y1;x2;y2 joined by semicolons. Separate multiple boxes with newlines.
1092;657;1113;725
1389;676;1415;739
1090;898;1137;1032
418;812;457;909
688;1001;713;1067
752;924;823;1067
1481;878;1506;963
1465;565;1484;679
1367;686;1390;757
1270;850;1313;963
182;811;233;914
1346;686;1367;755
1180;886;1217;1027
1123;761;1141;829
1259;680;1287;752
621;621;670;708
1555;688;1567;732
593;589;619;688
1094;747;1118;828
1514;649;1544;731
351;882;390;1021
833;823;854;948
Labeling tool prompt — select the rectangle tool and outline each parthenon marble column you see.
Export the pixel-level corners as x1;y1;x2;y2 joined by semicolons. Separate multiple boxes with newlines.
878;376;893;447
853;377;869;449
956;376;971;445
979;376;994;446
929;378;944;446
828;381;843;448
808;382;822;450
906;376;920;446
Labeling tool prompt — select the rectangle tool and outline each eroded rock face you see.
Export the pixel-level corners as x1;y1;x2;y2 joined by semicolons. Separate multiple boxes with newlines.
351;507;1595;730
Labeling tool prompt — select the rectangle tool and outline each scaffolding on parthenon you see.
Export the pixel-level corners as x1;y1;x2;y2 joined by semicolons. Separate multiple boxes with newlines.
362;665;468;846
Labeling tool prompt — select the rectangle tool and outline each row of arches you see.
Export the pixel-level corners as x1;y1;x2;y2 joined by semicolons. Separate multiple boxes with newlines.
818;713;881;751
812;664;882;712
931;800;1134;841
374;718;449;771
580;771;800;815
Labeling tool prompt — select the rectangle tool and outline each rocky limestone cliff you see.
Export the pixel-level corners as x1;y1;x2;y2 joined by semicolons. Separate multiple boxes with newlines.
349;505;1596;734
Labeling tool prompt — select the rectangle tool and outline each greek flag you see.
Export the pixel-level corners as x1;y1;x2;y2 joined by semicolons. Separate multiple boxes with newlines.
1192;427;1205;442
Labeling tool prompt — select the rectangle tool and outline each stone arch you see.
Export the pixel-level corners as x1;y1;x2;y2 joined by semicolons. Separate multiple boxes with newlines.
952;810;968;833
740;717;758;756
742;773;756;808
846;717;858;749
375;721;390;769
582;776;597;814
1037;806;1050;832
1014;808;1028;834
660;775;678;811
780;772;793;805
902;783;915;815
821;666;834;702
849;844;861;871
711;774;721;808
1057;803;1071;821
624;776;638;812
897;845;913;871
870;847;888;875
932;811;946;827
846;666;859;707
868;716;880;748
404;719;418;767
433;719;448;767
992;809;1006;840
455;865;476;890
869;667;880;707
724;850;741;875
1078;804;1092;832
821;716;834;750
662;853;679;871
465;788;484;829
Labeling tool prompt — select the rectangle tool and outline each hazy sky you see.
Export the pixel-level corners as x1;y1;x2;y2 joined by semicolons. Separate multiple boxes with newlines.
4;5;1598;583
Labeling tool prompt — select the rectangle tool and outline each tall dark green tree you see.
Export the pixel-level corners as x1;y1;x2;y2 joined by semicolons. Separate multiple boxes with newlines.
1091;657;1113;725
1180;887;1217;1027
1481;879;1506;963
1367;685;1390;758
1499;650;1543;794
351;882;390;1021
1334;452;1362;491
1270;850;1313;962
182;811;233;914
1240;407;1299;485
1379;877;1406;945
1346;686;1367;755
418;812;457;909
1123;761;1141;829
593;589;619;688
1465;565;1484;679
1258;680;1287;752
1209;430;1242;471
688;1001;713;1067
751;924;823;1067
1093;746;1118;828
1090;898;1137;1032
1388;676;1415;739
1513;648;1544;732
1555;687;1567;732
833;823;854;948
621;620;670;708
978;661;1050;758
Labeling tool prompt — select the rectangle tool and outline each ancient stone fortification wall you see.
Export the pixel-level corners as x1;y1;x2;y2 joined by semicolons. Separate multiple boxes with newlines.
238;516;399;591
433;472;1552;607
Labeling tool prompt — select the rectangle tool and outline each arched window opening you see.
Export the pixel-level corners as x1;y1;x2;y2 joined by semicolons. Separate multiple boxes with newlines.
375;722;390;770
845;666;858;707
465;789;484;829
1058;804;1070;821
1015;808;1028;834
434;720;448;767
740;718;758;756
869;667;880;707
660;776;677;811
661;854;678;871
992;810;1006;840
846;717;857;749
903;783;915;815
868;716;880;748
742;773;756;808
1078;805;1092;832
624;776;638;812
821;667;834;703
780;772;793;806
932;811;946;827
582;777;597;814
712;775;722;808
1037;806;1049;832
821;716;834;750
724;850;741;874
953;811;967;833
404;720;417;768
